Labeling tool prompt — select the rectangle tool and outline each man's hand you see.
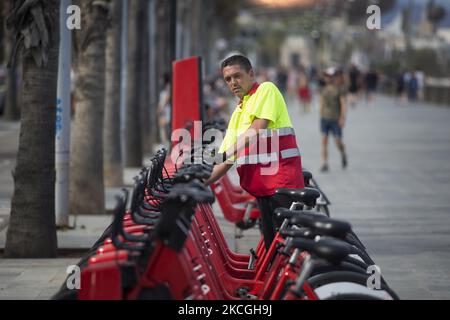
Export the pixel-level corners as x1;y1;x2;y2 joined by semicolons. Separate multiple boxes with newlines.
339;116;345;128
203;162;233;186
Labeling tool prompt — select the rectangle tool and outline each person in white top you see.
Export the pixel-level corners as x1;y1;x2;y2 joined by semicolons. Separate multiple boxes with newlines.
415;69;425;101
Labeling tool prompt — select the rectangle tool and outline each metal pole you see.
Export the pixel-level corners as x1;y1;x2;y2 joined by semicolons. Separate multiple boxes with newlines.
149;0;156;142
120;0;128;164
170;0;177;66
55;0;72;228
169;0;177;136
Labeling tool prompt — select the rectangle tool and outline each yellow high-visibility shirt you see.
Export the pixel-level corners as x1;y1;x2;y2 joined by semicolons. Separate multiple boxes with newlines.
218;81;293;159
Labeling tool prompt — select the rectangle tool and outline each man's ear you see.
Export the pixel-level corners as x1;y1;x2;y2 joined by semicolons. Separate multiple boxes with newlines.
249;69;255;78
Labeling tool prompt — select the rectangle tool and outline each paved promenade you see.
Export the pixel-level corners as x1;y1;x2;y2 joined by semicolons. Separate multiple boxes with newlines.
235;95;450;300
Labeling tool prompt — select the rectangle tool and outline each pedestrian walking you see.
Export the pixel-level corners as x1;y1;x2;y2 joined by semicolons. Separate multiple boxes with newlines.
319;68;348;173
395;71;405;103
408;71;419;103
365;68;378;104
348;64;361;108
286;68;299;107
276;66;288;97
415;69;425;101
298;73;311;113
157;73;171;145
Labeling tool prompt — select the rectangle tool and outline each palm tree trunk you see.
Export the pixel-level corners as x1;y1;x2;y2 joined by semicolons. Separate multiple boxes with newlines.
70;1;108;215
5;0;59;258
103;0;123;187
125;0;144;167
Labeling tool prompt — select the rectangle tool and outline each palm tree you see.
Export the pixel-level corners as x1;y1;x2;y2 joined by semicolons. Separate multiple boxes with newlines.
4;0;59;257
427;0;446;34
70;1;109;215
103;0;123;187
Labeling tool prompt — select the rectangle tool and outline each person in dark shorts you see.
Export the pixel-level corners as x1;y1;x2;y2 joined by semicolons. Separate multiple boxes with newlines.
319;68;348;172
348;64;360;108
365;68;378;103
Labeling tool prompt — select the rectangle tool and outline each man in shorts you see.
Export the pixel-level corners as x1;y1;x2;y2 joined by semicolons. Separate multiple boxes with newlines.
319;68;348;172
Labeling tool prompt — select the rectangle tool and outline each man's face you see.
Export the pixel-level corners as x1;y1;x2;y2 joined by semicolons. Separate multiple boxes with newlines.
222;64;255;99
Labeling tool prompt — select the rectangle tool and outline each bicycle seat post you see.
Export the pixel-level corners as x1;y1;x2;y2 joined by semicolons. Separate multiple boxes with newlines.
278;200;303;232
289;248;300;266
289;201;302;210
291;253;315;296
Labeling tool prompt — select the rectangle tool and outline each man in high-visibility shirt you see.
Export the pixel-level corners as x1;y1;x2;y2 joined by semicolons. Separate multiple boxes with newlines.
204;55;305;249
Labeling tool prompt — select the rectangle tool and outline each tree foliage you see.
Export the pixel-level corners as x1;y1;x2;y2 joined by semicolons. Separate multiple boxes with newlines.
6;0;57;67
427;0;446;28
212;0;243;39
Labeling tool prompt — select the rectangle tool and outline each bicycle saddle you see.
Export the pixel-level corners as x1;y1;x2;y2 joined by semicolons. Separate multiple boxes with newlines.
290;215;351;240
291;238;357;264
275;187;321;207
165;181;215;204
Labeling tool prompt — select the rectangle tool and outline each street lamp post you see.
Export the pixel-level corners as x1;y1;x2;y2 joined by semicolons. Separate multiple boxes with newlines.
120;0;128;164
55;0;72;228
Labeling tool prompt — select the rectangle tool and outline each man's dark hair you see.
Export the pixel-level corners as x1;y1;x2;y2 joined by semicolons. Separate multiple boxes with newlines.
221;55;253;72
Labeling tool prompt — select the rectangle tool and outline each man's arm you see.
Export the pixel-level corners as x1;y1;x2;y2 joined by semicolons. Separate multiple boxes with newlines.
204;162;233;186
224;118;269;162
319;94;324;115
204;118;269;186
339;95;346;128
